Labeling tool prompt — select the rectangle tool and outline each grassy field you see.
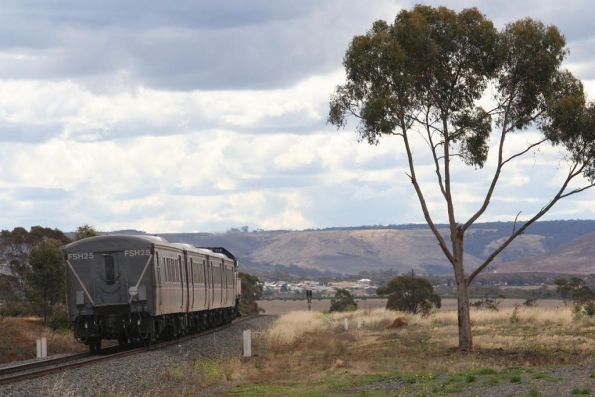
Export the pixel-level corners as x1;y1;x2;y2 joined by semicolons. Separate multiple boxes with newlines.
0;317;83;363
224;306;593;396
257;298;566;315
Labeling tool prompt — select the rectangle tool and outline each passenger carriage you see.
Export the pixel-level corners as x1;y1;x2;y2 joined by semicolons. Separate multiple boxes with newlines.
64;235;240;352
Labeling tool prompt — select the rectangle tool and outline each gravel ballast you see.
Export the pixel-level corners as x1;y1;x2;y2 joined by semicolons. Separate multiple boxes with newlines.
0;315;274;397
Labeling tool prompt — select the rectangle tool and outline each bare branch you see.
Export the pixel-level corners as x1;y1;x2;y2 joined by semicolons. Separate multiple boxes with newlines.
560;182;595;198
501;138;549;166
512;211;522;233
401;126;456;265
462;128;507;231
467;162;582;284
442;118;458;241
426;111;447;199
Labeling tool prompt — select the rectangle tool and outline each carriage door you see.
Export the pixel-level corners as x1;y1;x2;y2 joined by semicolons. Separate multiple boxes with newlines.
189;257;195;312
202;259;207;308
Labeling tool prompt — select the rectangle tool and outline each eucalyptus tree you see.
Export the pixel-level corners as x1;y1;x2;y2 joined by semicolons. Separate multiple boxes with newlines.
329;5;595;351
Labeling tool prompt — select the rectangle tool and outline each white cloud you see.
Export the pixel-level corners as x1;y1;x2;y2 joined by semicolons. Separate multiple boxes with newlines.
1;1;595;233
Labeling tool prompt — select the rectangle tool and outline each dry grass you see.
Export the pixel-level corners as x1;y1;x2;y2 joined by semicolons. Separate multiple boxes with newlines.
234;306;594;394
0;316;83;363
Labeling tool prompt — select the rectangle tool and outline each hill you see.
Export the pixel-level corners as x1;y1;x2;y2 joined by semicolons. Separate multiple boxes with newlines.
495;231;595;273
158;219;595;276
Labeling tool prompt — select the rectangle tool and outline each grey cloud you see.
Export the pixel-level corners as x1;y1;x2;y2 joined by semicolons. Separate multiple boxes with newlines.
0;1;387;91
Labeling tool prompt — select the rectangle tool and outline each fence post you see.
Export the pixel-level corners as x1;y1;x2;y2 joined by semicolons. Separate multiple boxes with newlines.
41;337;47;358
243;329;252;357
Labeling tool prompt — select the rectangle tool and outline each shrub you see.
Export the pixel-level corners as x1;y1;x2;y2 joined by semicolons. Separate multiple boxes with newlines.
509;306;520;324
378;274;441;315
555;277;594;305
329;289;357;312
239;272;264;315
0;301;33;317
48;306;71;330
523;298;537;307
584;301;595;317
470;296;501;311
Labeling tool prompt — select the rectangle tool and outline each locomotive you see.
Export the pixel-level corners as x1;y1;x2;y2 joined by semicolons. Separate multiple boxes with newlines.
64;235;241;352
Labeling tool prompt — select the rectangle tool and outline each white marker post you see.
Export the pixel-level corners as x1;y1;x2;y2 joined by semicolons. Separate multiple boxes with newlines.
41;337;47;358
344;318;349;332
357;318;363;329
36;339;41;359
243;329;252;358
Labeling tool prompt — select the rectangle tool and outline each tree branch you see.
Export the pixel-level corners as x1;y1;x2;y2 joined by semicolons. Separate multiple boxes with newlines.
442;118;458;242
467;162;583;284
501;138;549;166
401;126;456;265
426;111;447;199
461;95;516;232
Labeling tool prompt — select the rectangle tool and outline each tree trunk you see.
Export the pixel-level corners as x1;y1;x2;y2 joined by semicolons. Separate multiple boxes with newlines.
455;273;472;351
453;230;472;351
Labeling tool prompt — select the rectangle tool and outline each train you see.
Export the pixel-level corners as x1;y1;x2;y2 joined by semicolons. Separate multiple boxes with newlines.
63;235;241;352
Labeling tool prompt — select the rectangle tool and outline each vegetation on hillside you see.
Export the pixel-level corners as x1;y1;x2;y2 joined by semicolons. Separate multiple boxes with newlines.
0;226;70;317
26;239;65;325
73;224;98;241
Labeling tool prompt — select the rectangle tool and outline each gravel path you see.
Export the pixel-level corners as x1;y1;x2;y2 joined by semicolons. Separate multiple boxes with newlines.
0;316;274;397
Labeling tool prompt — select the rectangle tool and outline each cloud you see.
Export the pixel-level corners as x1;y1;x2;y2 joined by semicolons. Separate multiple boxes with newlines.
0;1;595;233
0;1;398;91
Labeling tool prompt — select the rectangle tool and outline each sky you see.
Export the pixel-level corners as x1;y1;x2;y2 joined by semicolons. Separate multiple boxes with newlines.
0;0;594;233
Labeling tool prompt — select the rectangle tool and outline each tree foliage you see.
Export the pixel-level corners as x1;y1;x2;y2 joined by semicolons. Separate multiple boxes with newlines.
26;239;66;325
329;288;358;312
74;224;98;241
0;226;69;305
555;277;595;305
378;275;441;315
329;4;595;351
238;272;263;315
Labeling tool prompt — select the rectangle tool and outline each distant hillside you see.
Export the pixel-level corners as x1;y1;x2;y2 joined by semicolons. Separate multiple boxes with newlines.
495;231;595;274
157;220;595;276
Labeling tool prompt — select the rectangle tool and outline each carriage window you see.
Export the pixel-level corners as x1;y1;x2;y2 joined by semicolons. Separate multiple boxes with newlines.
104;255;116;284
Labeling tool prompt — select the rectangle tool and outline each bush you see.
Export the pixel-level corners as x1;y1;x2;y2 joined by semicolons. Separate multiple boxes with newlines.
379;274;441;315
48;306;71;330
584;301;595;317
329;289;357;312
523;298;537;307
470;296;501;311
0;301;33;317
239;272;264;315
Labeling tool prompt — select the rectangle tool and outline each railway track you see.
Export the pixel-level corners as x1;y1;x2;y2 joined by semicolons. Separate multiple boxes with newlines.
0;315;257;386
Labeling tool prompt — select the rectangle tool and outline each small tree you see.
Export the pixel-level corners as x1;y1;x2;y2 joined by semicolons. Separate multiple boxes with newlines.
329;288;358;312
26;239;65;325
238;272;263;315
74;224;97;241
555;277;594;306
378;275;441;315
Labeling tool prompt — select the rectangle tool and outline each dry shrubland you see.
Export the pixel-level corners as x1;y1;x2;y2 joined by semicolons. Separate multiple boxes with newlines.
0;316;83;363
238;306;594;392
